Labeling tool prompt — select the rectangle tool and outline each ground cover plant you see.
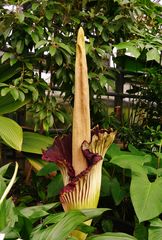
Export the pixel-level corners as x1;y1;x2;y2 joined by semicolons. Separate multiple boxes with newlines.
0;0;162;239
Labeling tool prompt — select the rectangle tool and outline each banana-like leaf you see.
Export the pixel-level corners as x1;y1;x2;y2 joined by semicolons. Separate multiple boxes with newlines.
18;202;59;220
31;210;85;240
149;218;162;240
31;209;109;240
87;232;137;240
22;132;53;154
0;116;23;151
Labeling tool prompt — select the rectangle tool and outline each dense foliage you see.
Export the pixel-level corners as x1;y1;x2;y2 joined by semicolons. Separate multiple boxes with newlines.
0;0;161;131
0;0;161;239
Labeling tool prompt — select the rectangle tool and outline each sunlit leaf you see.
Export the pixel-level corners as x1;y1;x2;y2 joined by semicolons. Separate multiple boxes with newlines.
146;48;160;63
18;202;59;220
22;132;53;154
149;218;162;240
131;172;162;222
1;53;13;64
0;116;23;151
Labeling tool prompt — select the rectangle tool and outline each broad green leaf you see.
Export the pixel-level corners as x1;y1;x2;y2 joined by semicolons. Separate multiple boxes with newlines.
91;80;99;92
10;57;17;66
0;201;6;230
55;51;63;66
25;62;33;70
31;210;86;240
22;132;53;154
106;144;132;158
24;12;40;21
0;83;8;87
0;95;29;114
110;154;151;173
0;116;23;151
146;48;160;63
111;153;162;222
55;111;64;123
0;163;10;177
100;172;111;197
127;46;140;59
128;144;145;156
17;12;25;23
149;218;162;240
80;208;109;220
99;75;107;88
43;212;66;225
18;202;59;220
94;22;103;33
115;42;140;58
18;91;25;102
3;198;18;228
47;174;63;198
1;53;13;64
1;87;10;96
45;10;53;20
87;232;137;239
31;209;108;240
32;3;39;10
49;46;56;56
16;40;24;54
134;221;148;240
101;31;109;42
150;218;162;227
110;178;125;205
115;42;132;49
131;172;162;222
31;32;39;43
43;209;108;225
58;42;73;55
37;162;58;176
35;40;47;49
0;64;21;83
10;88;19;100
106;144;122;158
1;229;20;239
78;223;96;234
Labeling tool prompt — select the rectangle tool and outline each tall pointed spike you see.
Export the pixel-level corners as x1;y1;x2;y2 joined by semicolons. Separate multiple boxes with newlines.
72;27;91;175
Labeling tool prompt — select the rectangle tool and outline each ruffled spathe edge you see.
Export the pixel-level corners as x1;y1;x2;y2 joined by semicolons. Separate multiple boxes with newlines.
42;127;116;210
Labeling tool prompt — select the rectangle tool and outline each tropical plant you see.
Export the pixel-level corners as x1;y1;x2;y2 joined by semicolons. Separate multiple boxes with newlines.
0;162;136;240
42;27;116;240
105;132;162;240
0;1;162;239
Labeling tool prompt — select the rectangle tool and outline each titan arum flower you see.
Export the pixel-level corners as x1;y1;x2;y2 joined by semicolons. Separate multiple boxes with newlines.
42;27;116;240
